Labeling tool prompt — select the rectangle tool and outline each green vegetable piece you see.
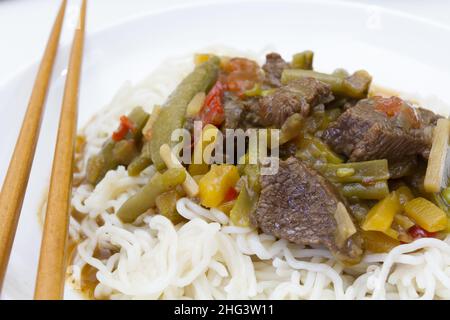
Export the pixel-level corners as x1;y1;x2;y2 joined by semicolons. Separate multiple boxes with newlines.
113;140;138;165
291;50;314;70
341;181;389;200
297;136;343;165
279;113;303;145
317;160;390;183
86;107;149;185
332;68;350;78
230;184;258;227
127;154;152;176
86;140;115;185
150;57;220;170
336;167;355;178
155;189;185;224
126;106;151;140
116;168;186;223
442;187;450;204
281;69;372;99
244;83;262;97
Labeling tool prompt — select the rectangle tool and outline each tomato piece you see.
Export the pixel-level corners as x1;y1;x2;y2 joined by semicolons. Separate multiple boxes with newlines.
224;187;239;202
408;225;436;240
112;115;136;141
200;81;225;126
373;96;404;117
222;58;262;96
373;96;420;129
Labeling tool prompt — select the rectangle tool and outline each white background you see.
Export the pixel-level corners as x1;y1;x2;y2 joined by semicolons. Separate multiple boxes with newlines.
0;0;450;85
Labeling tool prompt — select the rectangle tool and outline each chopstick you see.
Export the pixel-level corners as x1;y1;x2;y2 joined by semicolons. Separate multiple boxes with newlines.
34;0;87;300
0;0;67;292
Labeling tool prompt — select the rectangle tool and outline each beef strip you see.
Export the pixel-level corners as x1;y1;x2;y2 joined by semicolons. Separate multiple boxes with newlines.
416;107;441;127
250;78;333;128
322;97;436;162
252;157;363;264
222;92;244;130
278;141;298;159
262;52;289;88
388;156;418;179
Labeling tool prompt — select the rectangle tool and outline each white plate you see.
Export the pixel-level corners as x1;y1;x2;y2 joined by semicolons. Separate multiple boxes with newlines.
1;0;450;300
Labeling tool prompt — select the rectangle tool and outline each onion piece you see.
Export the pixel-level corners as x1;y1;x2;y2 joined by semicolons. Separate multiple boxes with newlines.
185;91;205;118
334;202;357;247
424;118;450;193
142;105;162;141
159;144;199;197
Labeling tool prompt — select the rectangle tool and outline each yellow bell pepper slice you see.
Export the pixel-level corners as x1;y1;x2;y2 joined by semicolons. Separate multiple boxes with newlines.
361;230;401;253
199;165;240;208
395;186;414;207
404;197;448;232
362;192;401;233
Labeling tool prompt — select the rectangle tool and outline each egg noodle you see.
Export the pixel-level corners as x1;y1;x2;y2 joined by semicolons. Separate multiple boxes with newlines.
66;47;450;300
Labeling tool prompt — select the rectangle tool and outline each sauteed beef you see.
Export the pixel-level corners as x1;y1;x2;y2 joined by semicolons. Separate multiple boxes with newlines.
262;52;289;87
222;92;244;129
323;97;437;162
238;77;333;129
252;157;363;264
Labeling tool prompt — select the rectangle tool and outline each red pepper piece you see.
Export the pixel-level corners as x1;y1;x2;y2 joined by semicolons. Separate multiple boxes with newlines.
200;81;225;127
112;115;136;141
224;187;239;202
408;225;436;240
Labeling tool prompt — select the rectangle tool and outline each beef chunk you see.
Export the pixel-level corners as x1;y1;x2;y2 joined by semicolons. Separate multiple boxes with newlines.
262;52;289;87
279;141;298;159
323;97;435;162
222;92;244;130
388;156;418;179
252;157;363;264
416;107;442;127
255;78;333;128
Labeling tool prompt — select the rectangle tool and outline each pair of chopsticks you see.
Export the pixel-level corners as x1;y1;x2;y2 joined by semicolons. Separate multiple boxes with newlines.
0;0;87;300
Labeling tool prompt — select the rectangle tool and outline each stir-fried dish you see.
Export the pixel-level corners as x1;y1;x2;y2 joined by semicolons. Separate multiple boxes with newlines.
82;51;450;266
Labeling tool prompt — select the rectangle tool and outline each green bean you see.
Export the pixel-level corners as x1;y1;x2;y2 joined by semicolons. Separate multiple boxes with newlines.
297;136;344;164
155;189;185;224
341;181;389;200
281;69;372;99
443;187;450;204
430;192;450;216
230;184;258;227
113;140;139;165
282;69;343;92
127;154;152;176
86;107;150;185
343;70;372;99
127;141;153;176
332;68;350;78
317;160;390;183
150;57;220;170
117;168;186;223
244;83;262;97
126;107;151;140
86;140;116;185
238;153;261;193
291;50;314;70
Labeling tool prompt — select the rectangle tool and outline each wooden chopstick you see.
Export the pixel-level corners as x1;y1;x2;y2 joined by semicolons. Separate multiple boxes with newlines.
34;0;87;300
0;0;67;292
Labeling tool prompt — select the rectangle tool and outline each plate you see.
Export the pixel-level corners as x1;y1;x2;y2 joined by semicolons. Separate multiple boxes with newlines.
1;0;450;299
